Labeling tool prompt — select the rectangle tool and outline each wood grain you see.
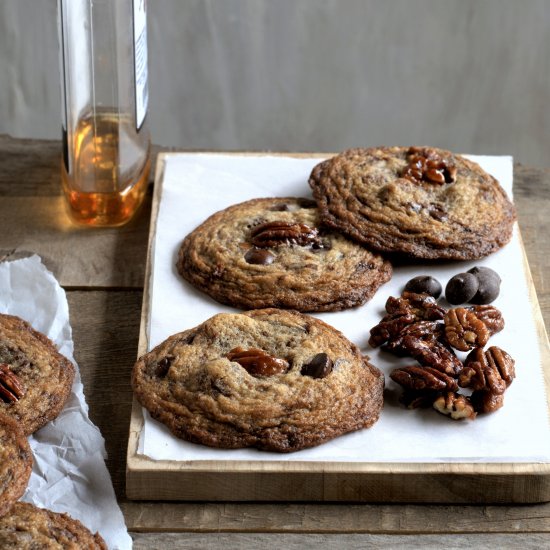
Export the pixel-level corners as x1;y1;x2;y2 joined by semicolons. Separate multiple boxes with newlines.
130;533;550;549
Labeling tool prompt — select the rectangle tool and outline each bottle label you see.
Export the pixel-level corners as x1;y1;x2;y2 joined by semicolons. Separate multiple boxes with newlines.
133;0;149;130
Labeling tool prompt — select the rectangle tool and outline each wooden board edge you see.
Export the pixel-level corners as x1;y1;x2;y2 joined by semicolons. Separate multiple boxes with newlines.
126;154;550;503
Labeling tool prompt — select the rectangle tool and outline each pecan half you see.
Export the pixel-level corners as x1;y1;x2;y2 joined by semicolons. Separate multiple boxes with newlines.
444;307;490;351
399;389;441;409
433;392;476;420
399;335;463;376
385;292;446;321
390;366;458;392
468;305;505;336
401;147;457;185
250;221;320;248
470;390;505;414
0;363;25;403
227;347;289;377
459;346;515;393
368;312;416;348
384;320;444;355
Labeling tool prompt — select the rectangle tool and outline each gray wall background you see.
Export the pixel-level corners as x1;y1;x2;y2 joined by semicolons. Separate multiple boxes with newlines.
1;0;549;167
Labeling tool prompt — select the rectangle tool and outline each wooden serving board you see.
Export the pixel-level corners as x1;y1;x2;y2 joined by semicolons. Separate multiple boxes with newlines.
126;153;550;503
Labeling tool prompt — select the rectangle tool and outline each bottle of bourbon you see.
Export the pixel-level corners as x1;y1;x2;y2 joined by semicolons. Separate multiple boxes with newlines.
57;0;150;226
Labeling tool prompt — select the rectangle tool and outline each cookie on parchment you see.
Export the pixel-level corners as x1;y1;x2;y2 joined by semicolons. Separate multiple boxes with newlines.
309;146;516;260
0;314;75;435
177;197;392;312
132;309;384;452
0;414;32;517
0;502;107;549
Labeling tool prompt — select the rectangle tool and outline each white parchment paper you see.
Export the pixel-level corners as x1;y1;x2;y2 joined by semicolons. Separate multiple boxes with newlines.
140;153;550;463
0;255;131;550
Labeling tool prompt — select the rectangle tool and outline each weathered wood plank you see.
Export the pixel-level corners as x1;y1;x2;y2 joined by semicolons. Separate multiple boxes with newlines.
121;501;550;534
0;196;151;288
129;532;550;550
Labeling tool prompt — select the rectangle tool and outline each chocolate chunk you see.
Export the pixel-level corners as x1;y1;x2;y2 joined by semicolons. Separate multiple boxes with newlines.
244;248;275;265
445;273;479;305
468;266;501;304
301;353;333;378
404;275;442;298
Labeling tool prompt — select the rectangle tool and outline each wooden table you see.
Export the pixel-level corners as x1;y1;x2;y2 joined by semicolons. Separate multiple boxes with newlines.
1;134;549;548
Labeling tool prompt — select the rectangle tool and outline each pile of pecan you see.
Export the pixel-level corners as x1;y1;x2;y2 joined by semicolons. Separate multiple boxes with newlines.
369;291;515;420
401;146;457;185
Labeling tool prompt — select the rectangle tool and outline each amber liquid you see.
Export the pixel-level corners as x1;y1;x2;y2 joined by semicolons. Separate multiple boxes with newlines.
62;111;150;227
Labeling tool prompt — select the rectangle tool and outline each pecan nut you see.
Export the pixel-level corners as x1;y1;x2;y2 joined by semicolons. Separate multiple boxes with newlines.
433;392;476;420
470;390;505;414
401;147;457;185
250;221;320;248
398;335;463;376
390;365;458;392
227;347;289;377
368;312;416;348
385;291;446;321
459;346;514;394
468;305;505;336
0;363;25;403
444;307;490;351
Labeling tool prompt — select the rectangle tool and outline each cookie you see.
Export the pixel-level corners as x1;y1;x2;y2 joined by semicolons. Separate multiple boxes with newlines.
309;147;516;260
0;414;32;517
177;197;392;312
0;314;75;435
0;502;107;549
132;309;384;452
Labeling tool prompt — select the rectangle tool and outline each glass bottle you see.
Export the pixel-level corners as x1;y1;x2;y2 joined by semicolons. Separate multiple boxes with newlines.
57;0;150;227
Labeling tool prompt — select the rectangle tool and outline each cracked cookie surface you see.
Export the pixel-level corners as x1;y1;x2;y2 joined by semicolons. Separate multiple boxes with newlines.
0;415;32;517
132;309;384;452
177;197;392;312
0;502;106;549
309;147;516;260
0;314;75;435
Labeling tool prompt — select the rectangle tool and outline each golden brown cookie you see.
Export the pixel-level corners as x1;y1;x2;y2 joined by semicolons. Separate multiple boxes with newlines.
309;146;516;260
132;309;384;452
177;197;392;312
0;314;75;435
0;414;32;517
0;502;107;549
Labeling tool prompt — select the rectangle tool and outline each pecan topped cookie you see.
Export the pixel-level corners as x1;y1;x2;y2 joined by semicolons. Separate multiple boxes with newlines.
309;147;516;260
0;414;32;517
0;502;107;549
0;314;75;435
176;197;392;312
132;309;384;452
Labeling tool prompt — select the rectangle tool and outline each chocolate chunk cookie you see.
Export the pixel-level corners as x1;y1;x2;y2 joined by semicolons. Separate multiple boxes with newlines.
0;415;32;517
0;314;75;435
132;309;384;452
177;197;392;312
309;147;516;260
0;502;107;549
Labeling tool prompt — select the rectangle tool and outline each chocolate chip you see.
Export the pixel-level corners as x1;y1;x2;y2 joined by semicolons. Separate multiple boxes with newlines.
301;353;333;378
468;266;501;304
244;247;275;265
445;273;479;305
297;198;317;209
404;275;442;298
270;203;290;212
155;356;174;378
